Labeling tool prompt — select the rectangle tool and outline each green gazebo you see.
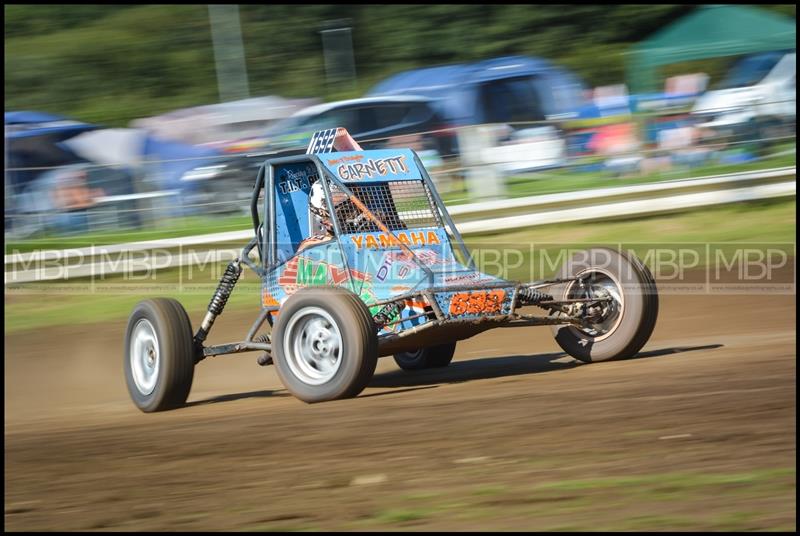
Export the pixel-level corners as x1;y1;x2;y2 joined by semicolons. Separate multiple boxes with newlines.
627;5;796;93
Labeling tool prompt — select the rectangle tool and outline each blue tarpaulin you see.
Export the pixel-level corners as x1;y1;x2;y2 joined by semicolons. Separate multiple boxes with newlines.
4;111;97;195
5;111;225;225
5;110;223;193
5;111;98;140
141;135;222;191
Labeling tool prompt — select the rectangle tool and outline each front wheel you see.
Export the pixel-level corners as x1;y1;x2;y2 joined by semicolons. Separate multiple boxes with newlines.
272;287;378;403
394;342;457;371
124;298;196;412
550;248;658;363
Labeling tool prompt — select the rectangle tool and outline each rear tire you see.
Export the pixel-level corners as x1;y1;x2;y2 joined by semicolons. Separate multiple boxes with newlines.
550;248;658;363
272;287;378;403
124;298;195;412
394;342;457;371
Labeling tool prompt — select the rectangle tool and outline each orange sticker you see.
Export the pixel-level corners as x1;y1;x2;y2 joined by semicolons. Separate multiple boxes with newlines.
449;290;505;315
262;290;279;308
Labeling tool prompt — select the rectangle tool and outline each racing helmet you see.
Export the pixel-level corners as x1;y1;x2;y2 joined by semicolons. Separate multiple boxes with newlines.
309;180;375;233
309;181;329;220
309;180;340;234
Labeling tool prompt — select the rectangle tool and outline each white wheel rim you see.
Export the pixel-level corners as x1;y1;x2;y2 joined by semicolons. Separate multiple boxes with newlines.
566;268;625;342
283;307;343;386
130;319;160;395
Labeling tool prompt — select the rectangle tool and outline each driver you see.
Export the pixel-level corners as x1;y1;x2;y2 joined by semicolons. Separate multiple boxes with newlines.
310;181;376;231
308;181;336;235
297;181;373;252
294;181;334;252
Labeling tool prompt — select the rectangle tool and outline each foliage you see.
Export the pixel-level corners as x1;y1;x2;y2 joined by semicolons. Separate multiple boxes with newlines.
4;5;795;126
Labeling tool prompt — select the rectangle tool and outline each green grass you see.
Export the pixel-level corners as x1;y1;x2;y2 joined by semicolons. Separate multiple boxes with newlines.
370;508;434;524
441;145;796;204
6;214;253;253
5;198;795;334
530;468;795;493
5;269;263;333
467;198;796;281
400;491;446;501
471;484;510;496
241;523;318;532
473;197;796;245
350;467;795;531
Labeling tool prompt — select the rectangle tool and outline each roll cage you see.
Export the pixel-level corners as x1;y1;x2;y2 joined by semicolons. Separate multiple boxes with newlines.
246;150;476;282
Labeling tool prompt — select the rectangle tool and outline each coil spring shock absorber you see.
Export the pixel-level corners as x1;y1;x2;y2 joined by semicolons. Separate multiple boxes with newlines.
254;333;273;366
195;260;242;350
517;286;553;307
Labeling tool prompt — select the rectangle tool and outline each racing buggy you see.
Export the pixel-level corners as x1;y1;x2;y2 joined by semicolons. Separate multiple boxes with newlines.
124;128;658;411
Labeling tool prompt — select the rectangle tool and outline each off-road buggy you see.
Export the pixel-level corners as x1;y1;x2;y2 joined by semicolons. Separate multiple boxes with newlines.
124;128;658;411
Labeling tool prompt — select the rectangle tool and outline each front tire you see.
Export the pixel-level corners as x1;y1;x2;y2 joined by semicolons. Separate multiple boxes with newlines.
124;298;195;412
550;248;658;363
272;287;378;403
394;342;457;371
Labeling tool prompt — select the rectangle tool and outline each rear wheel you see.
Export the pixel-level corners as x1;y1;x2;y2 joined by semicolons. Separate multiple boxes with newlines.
550;248;658;363
272;287;378;403
394;342;457;371
124;298;195;412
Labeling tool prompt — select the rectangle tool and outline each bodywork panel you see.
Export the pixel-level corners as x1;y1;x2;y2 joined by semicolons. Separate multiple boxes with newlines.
262;149;522;349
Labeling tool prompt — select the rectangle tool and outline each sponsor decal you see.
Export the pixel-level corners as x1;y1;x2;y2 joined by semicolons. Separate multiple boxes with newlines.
278;256;376;305
297;257;328;286
337;155;408;180
404;299;429;311
262;289;280;308
443;272;481;284
391;285;413;294
350;231;441;250
398;264;411;279
285;256;371;287
376;257;392;282
382;250;420;279
442;271;496;285
277;166;318;194
327;154;364;165
378;298;430;334
278;257;301;292
376;251;416;282
412;249;441;265
449;290;506;316
385;250;414;261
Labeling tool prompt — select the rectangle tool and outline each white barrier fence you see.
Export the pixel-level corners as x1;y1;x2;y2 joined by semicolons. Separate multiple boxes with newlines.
456;180;795;234
4;166;795;284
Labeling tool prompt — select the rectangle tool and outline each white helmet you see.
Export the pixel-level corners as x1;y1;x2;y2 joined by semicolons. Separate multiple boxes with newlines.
309;180;372;233
309;181;328;218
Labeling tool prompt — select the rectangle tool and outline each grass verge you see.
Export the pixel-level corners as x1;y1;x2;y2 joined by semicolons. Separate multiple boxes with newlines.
347;467;795;531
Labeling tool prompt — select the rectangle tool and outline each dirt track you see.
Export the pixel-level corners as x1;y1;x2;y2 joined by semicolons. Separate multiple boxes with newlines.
4;287;797;531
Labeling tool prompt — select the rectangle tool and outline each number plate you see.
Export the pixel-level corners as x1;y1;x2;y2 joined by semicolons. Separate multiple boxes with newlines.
448;290;507;316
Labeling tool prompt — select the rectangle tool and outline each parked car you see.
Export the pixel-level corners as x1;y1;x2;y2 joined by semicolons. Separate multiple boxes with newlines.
692;50;796;140
368;56;587;126
367;56;588;174
258;96;459;158
181;96;460;213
